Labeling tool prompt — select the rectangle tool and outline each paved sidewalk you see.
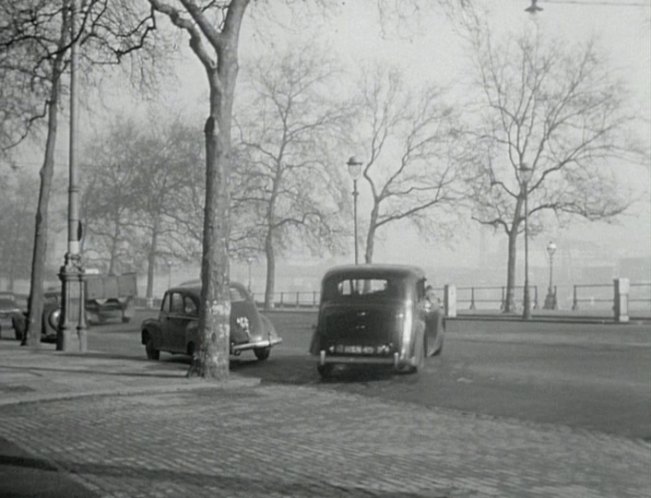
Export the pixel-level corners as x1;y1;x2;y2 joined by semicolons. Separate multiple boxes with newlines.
0;341;649;498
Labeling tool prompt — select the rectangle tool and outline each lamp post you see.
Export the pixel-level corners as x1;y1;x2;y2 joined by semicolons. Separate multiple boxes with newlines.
247;257;253;292
346;156;363;265
543;241;557;310
167;260;173;289
520;163;533;320
58;0;87;352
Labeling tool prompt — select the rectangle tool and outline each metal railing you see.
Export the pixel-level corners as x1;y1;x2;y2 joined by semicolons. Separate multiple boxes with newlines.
252;281;651;312
571;282;651;311
456;285;539;310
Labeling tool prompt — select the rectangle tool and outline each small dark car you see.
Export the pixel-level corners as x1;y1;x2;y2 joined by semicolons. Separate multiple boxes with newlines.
309;264;445;378
0;293;23;339
141;282;282;361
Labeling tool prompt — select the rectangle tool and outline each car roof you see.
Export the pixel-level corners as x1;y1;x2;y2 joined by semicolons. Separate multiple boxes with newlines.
322;263;426;281
166;281;247;296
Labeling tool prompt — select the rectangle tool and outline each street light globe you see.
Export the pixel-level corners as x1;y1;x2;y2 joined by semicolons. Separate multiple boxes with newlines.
347;156;363;180
546;241;557;256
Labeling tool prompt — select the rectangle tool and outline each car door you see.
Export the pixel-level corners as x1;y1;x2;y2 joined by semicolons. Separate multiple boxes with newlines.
162;291;189;353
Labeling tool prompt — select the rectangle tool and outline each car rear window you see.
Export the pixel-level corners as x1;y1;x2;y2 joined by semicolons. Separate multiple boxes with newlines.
229;286;248;302
324;277;403;300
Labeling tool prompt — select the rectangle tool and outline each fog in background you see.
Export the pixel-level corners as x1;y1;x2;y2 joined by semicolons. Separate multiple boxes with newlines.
8;0;650;301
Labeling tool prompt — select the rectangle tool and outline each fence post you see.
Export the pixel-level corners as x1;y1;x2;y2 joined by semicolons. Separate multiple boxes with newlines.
280;292;284;308
500;286;505;310
469;287;476;310
296;291;300;308
613;278;630;323
533;285;538;310
572;286;578;310
444;284;457;318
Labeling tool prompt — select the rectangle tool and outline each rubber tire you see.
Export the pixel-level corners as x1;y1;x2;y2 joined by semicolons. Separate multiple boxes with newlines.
12;315;25;341
145;336;160;360
254;347;270;361
398;336;425;375
317;364;334;380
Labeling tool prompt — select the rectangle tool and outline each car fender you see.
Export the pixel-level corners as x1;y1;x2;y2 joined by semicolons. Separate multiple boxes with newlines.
141;319;162;347
259;313;278;339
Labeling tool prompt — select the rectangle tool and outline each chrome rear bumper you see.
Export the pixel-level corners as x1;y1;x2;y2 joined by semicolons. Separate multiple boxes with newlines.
232;337;282;353
319;350;400;368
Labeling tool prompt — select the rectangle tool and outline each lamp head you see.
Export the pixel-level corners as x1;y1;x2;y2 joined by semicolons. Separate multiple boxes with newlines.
546;241;557;256
347;156;363;180
525;0;543;13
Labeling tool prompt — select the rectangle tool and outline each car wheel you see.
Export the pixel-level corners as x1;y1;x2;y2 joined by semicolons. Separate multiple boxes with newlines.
12;315;26;341
397;337;425;375
317;364;334;380
145;335;160;360
254;347;270;361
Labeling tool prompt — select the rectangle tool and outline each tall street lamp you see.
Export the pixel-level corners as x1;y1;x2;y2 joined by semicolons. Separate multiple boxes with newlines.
520;163;533;320
58;0;87;352
346;156;363;265
543;241;557;310
247;257;253;292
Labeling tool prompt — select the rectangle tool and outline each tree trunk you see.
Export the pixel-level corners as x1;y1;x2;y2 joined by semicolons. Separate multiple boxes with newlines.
189;64;237;379
263;230;275;311
364;204;379;264
24;27;66;346
145;219;158;306
503;228;518;313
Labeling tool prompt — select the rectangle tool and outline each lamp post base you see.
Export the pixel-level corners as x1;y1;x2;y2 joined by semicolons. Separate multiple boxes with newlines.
543;292;557;310
56;254;87;352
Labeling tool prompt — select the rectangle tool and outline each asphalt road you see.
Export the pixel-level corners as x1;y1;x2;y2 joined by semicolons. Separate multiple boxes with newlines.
87;310;651;441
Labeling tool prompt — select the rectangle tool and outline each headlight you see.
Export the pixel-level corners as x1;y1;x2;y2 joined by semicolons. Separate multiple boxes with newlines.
48;309;61;329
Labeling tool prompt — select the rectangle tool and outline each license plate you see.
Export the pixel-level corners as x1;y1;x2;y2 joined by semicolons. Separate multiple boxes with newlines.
344;345;363;354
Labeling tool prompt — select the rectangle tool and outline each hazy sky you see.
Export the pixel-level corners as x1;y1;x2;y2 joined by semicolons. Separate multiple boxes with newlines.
224;0;651;270
17;0;651;279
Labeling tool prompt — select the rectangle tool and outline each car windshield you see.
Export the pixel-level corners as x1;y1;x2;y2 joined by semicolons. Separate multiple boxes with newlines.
229;286;248;303
323;277;404;301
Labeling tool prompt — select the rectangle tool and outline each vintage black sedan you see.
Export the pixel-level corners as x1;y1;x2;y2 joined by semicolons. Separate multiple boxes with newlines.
141;282;281;361
309;264;445;378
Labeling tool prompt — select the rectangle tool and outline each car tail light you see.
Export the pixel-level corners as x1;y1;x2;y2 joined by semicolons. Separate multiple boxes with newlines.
396;303;413;358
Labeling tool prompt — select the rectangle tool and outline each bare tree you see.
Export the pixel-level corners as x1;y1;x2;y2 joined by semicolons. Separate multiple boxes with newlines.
129;117;204;303
0;171;37;291
236;47;351;310
464;26;643;312
1;0;159;346
146;0;251;379
82;114;204;302
81;119;141;275
352;65;465;263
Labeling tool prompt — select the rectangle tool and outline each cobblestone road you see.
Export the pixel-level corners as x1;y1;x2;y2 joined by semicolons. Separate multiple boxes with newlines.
1;383;649;498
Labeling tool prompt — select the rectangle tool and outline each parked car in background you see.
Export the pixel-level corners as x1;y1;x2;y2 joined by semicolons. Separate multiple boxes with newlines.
309;264;445;379
13;272;138;342
141;281;282;361
0;293;23;340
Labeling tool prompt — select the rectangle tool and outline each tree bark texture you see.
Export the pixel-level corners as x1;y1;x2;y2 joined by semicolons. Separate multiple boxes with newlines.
24;12;68;347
